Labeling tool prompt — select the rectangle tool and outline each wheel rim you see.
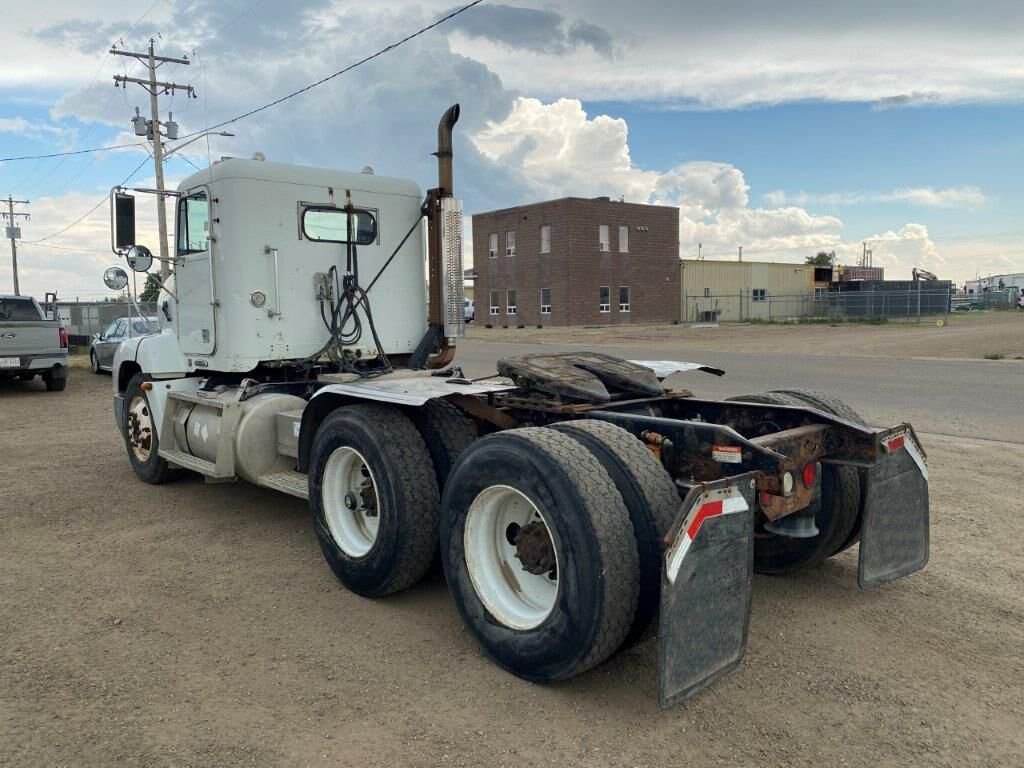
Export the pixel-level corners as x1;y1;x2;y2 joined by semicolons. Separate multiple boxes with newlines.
126;395;154;462
464;485;560;630
322;446;381;558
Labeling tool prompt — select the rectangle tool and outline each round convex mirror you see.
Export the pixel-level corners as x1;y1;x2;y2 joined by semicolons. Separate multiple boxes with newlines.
103;266;129;291
126;245;154;273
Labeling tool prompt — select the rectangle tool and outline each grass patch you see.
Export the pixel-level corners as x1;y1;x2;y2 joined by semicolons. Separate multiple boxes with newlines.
984;353;1006;360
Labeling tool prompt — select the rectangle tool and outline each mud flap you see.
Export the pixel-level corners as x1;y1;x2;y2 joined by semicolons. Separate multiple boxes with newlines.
858;431;929;588
659;477;756;709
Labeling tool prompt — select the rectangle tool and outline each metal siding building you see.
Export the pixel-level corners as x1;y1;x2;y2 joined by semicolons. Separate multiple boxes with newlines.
680;260;815;322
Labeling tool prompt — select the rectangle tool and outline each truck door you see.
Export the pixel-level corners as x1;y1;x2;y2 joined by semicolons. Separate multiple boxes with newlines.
175;188;217;355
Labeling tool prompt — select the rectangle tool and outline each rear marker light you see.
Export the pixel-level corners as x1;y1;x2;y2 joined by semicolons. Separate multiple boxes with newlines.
802;462;816;488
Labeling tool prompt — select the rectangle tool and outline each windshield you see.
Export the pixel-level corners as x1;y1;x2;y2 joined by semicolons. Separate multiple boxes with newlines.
0;297;42;321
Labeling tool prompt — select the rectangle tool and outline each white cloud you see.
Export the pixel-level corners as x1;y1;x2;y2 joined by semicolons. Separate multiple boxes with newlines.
0;117;61;138
764;186;988;209
473;97;845;257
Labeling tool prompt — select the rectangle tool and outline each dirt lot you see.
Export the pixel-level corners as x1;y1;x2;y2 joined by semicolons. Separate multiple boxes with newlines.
2;352;1023;767
468;310;1024;361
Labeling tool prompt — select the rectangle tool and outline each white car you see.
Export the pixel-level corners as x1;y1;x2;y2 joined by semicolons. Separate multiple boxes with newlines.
464;298;475;323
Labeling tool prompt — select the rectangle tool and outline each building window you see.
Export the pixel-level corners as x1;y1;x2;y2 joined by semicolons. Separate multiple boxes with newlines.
619;286;630;312
506;231;516;257
599;286;611;313
490;291;500;316
598;224;610;252
752;289;767;302
814;287;827;299
540;288;552;314
540;225;551;254
488;233;498;259
619;225;628;253
506;289;517;315
703;287;711;298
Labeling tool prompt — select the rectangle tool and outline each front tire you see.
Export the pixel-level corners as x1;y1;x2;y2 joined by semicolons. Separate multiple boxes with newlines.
308;404;439;598
90;350;101;374
441;427;640;682
123;374;175;484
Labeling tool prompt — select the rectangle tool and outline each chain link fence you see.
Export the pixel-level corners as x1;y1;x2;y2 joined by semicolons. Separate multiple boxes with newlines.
683;288;966;324
56;301;161;347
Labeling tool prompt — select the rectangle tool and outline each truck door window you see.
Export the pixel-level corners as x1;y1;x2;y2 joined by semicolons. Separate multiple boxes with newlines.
302;207;377;245
177;192;209;254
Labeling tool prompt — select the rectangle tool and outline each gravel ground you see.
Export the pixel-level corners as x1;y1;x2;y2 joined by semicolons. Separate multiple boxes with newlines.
1;353;1022;767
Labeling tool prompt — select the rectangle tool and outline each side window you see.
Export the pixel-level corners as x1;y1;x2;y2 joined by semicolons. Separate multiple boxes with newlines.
103;321;120;339
619;286;630;312
752;289;767;303
506;289;517;315
540;288;552;314
599;286;610;313
619;226;629;253
111;320;128;339
177;191;210;254
489;291;500;316
506;231;516;257
599;225;610;251
488;233;498;258
540;225;551;254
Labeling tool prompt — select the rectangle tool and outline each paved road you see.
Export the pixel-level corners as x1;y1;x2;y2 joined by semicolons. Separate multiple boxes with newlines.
455;338;1024;443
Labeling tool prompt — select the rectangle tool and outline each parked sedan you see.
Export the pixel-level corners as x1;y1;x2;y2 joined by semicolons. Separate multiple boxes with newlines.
89;316;159;373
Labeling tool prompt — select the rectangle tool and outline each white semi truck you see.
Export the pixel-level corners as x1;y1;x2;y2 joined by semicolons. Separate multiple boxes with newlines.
109;105;929;707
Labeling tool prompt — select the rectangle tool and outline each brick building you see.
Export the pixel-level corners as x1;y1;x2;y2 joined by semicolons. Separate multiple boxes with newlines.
472;197;680;327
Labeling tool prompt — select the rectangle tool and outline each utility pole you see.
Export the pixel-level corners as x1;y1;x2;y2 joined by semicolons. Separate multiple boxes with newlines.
738;246;743;262
3;196;29;295
112;41;195;281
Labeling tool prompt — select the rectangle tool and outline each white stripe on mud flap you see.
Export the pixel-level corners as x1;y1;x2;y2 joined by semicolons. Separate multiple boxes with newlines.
883;431;929;481
666;490;749;585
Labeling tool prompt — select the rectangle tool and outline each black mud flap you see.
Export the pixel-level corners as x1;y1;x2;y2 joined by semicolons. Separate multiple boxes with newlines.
659;477;756;709
858;430;929;589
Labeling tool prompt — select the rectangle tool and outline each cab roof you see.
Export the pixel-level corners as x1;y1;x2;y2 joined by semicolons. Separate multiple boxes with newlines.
176;158;422;199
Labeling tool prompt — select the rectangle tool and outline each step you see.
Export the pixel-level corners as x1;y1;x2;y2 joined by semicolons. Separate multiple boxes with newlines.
159;449;235;479
259;470;309;500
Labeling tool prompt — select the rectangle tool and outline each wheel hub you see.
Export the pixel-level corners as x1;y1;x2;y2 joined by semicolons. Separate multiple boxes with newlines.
512;521;556;576
126;396;153;461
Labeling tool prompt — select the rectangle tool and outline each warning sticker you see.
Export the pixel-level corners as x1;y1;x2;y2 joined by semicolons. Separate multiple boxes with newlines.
712;445;743;464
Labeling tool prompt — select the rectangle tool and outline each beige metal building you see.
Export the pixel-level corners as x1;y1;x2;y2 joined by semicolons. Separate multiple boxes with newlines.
680;260;815;322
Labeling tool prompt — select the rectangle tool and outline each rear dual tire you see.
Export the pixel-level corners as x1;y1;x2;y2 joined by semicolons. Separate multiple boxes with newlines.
441;427;641;682
726;390;862;574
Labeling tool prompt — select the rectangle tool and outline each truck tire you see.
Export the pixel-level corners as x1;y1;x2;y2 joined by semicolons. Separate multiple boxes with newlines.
725;392;860;574
123;373;176;484
410;398;477;494
43;371;67;392
308;403;439;598
551;419;678;649
768;388;866;556
441;427;640;682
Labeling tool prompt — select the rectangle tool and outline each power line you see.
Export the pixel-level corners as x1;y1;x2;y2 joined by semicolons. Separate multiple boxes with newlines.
1;143;149;163
177;0;485;140
207;0;268;41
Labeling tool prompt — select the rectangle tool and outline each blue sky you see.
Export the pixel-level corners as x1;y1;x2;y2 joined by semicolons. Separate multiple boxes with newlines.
2;0;1023;297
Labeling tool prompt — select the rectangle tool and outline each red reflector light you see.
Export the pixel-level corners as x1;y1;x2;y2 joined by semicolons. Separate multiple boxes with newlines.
886;435;905;452
759;492;772;507
802;462;816;488
58;327;69;349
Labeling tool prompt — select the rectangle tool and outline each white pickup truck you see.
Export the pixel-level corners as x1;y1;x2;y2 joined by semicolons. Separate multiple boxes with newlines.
0;294;69;391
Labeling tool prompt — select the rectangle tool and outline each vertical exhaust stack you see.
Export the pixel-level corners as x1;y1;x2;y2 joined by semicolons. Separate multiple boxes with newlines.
426;104;464;368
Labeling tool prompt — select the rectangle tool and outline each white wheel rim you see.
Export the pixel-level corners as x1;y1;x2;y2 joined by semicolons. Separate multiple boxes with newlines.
464;485;559;630
322;446;381;558
126;395;153;462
